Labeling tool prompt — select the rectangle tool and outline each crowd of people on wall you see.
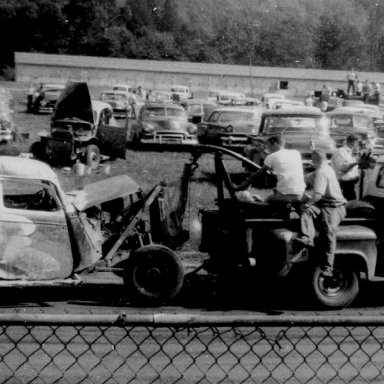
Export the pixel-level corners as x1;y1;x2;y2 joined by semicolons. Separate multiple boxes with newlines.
346;68;381;105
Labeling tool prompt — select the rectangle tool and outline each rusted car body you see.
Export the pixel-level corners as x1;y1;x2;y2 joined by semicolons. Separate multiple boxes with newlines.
0;155;187;305
33;81;127;168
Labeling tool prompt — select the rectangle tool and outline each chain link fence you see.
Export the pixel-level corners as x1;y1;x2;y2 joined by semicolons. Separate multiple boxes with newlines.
0;313;384;383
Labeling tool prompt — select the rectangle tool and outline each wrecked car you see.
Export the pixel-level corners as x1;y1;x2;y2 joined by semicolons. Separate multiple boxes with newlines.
31;81;127;168
0;155;186;305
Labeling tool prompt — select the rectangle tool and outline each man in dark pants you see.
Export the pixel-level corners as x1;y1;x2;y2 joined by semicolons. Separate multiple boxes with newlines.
294;150;347;277
331;134;360;200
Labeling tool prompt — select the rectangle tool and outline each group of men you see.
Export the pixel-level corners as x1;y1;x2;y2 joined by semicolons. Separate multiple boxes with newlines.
236;134;362;277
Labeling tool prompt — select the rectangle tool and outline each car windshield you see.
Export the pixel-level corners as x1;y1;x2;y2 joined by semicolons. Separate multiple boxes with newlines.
188;104;203;114
219;111;255;122
142;107;166;117
101;93;116;100
330;115;372;130
263;115;329;135
171;88;186;93
167;108;187;118
113;86;128;92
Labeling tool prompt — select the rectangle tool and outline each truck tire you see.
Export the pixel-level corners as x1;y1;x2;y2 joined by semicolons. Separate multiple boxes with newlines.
85;144;101;169
310;264;359;309
124;244;184;306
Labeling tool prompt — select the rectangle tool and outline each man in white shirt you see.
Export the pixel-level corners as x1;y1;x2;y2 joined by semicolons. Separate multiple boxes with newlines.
235;135;306;204
331;134;360;200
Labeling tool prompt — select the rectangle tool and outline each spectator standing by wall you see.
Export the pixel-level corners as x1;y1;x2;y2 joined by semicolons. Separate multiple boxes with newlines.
347;69;357;95
355;79;363;96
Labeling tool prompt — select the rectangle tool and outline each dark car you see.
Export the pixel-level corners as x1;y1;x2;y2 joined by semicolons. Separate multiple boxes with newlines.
326;107;378;149
181;98;217;124
31;81;127;168
197;106;262;150
129;102;197;145
246;107;335;171
28;83;65;114
99;90;131;118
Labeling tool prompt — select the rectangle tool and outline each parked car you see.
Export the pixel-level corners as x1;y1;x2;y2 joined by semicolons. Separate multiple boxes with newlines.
99;90;131;118
150;90;174;103
0;101;22;155
129;102;198;145
28;83;65;114
246;107;335;171
326;107;378;149
269;99;305;109
170;85;193;101
207;90;246;106
261;93;286;109
197;106;262;150
112;84;133;95
0;155;185;305
31;81;127;168
180;98;217;124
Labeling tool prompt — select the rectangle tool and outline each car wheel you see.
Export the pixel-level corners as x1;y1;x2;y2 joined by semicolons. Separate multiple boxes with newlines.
85;144;101;169
309;263;359;309
124;244;184;306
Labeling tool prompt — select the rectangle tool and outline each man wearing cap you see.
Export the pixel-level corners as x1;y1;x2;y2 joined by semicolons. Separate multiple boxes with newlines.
331;134;360;200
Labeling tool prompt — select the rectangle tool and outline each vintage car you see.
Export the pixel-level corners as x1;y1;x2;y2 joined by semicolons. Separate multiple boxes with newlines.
0;155;185;305
269;99;305;109
170;85;193;101
207;90;246;106
326;107;378;149
150;90;174;103
180;98;217;124
129;102;198;145
99;90;131;118
261;93;286;109
28;83;65;114
245;107;335;171
112;84;133;95
197;106;262;150
32;81;127;168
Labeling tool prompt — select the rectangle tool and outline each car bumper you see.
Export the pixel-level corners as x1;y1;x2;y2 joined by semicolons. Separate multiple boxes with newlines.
219;135;251;149
141;132;197;145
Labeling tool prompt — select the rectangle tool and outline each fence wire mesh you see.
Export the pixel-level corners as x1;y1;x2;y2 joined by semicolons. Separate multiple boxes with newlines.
0;314;383;383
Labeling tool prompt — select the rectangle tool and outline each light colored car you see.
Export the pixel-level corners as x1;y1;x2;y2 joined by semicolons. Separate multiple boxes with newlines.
170;85;192;101
130;102;197;145
207;90;246;106
112;84;133;95
100;90;131;118
150;90;174;103
261;93;286;109
269;99;305;109
197;106;262;150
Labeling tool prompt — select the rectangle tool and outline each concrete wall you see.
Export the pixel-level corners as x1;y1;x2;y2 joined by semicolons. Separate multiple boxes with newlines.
15;52;384;98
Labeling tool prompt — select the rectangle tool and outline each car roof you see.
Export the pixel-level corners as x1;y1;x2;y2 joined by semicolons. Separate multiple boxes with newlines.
42;83;65;89
327;107;377;116
212;106;260;113
183;98;216;105
113;84;132;88
171;85;189;90
0;156;59;183
262;107;324;116
144;102;184;110
101;90;127;96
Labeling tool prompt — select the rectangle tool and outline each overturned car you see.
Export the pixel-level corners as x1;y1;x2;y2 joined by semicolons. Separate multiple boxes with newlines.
31;81;127;168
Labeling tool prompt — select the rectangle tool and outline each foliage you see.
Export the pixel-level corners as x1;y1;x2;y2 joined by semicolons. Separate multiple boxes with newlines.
2;0;384;75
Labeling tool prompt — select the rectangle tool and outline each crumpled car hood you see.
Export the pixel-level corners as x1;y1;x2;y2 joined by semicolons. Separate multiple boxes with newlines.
51;81;94;124
66;175;142;211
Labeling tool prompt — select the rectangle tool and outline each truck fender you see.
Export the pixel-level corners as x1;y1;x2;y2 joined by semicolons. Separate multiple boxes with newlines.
334;251;370;279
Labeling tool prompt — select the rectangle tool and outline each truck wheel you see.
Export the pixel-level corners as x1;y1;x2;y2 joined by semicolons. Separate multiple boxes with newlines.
124;244;184;306
85;144;101;169
310;264;359;309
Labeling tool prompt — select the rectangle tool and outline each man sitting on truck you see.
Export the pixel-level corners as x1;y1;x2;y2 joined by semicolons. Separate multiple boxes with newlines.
235;135;306;206
295;150;347;277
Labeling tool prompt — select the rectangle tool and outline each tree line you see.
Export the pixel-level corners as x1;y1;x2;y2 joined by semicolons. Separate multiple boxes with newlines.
2;0;384;79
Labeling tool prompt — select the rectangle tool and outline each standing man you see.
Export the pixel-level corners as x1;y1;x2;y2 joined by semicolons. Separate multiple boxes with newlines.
235;135;306;205
347;69;357;95
331;134;360;200
295;150;347;277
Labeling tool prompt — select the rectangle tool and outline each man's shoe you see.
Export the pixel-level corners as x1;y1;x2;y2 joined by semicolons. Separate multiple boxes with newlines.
292;236;314;248
320;266;334;277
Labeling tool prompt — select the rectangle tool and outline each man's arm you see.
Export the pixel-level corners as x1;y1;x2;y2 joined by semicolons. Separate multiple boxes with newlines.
233;164;270;191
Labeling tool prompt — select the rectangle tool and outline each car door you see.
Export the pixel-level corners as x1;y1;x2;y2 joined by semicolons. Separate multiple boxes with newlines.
0;177;73;280
97;107;128;159
205;111;223;142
